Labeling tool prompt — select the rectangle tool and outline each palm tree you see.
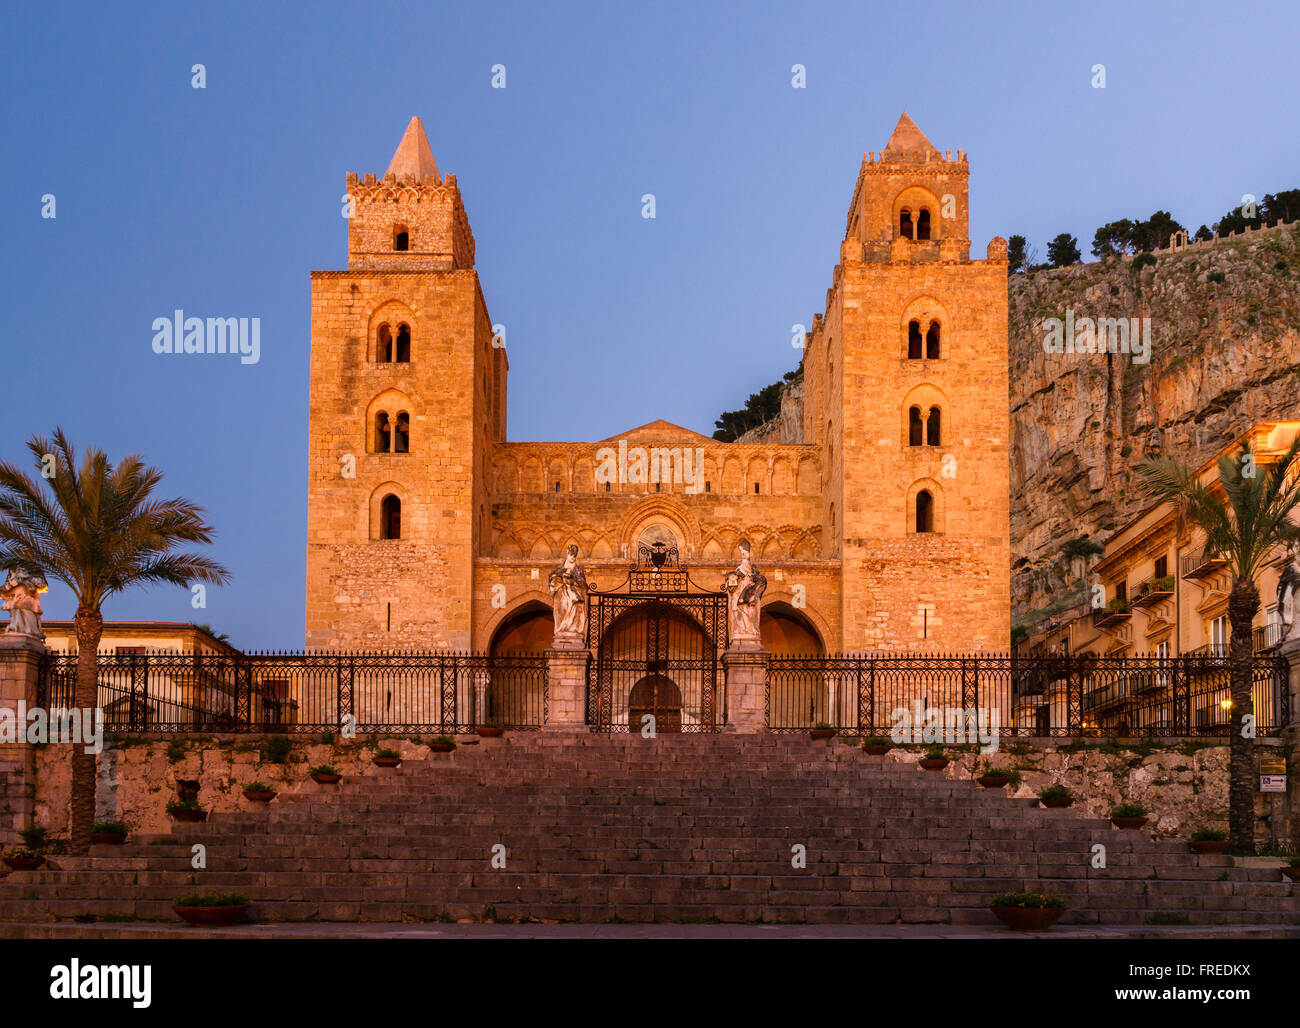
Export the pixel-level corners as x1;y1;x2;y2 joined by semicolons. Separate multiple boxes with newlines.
0;430;229;854
1139;436;1300;854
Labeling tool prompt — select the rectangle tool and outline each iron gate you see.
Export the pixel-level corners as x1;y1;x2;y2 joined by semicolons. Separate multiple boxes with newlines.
586;542;727;732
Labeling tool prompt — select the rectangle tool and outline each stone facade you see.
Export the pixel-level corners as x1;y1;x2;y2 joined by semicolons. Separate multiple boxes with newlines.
305;114;1011;655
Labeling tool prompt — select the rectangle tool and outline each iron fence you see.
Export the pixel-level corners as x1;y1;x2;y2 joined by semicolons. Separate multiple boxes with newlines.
765;652;1290;738
37;650;548;734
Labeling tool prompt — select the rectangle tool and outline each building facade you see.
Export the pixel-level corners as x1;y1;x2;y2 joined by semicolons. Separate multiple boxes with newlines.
305;114;1011;657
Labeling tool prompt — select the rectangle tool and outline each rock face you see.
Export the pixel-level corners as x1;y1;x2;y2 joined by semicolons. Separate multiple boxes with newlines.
743;222;1300;629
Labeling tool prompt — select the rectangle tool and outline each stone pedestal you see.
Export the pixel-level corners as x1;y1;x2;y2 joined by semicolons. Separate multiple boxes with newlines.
723;647;769;733
545;647;591;731
0;634;47;844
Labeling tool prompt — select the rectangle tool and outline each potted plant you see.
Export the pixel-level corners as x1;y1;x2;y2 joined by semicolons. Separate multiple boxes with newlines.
372;748;402;768
1;846;46;871
1188;828;1229;855
919;744;949;771
976;764;1021;789
1283;856;1300;883
862;735;893;756
810;721;836;741
1110;802;1149;829
1038;784;1075;809
172;891;250;927
242;781;277;803
476;720;505;739
429;735;456;753
90;821;130;846
166;798;208;823
309;764;342;785
989;889;1067;931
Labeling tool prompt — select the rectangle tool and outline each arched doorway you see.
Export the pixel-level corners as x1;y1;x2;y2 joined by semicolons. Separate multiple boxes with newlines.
627;674;683;733
483;602;552;726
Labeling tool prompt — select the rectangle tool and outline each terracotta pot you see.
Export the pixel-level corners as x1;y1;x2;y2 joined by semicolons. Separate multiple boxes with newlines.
169;809;207;823
2;855;45;871
1189;839;1228;854
477;727;503;738
1111;816;1149;830
373;756;402;768
90;833;127;846
311;773;342;785
919;758;949;770
991;906;1064;932
243;790;276;803
863;743;892;755
173;903;249;927
978;775;1014;788
1282;867;1299;882
1041;796;1074;808
810;729;835;740
429;743;455;753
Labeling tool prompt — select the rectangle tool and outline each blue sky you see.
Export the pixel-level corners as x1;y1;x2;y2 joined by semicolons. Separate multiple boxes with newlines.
1;0;1295;646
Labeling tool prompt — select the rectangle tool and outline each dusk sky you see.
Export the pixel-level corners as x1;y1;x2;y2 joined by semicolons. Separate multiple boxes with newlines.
2;0;1296;647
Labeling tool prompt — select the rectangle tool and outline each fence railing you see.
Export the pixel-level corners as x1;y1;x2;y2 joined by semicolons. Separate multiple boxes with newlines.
37;651;548;734
765;652;1289;738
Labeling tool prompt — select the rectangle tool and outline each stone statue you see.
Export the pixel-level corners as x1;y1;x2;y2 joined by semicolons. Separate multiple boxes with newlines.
1277;545;1300;644
723;539;767;649
1;568;48;639
548;544;594;647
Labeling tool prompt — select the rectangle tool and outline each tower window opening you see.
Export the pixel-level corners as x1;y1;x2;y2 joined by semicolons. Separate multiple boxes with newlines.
555;482;562;493
395;324;411;363
908;406;923;447
377;324;393;363
900;207;914;239
908;320;923;360
754;482;760;494
915;490;934;533
375;412;392;453
917;208;931;240
605;482;611;493
926;321;941;359
926;406;941;446
380;494;402;540
394;412;410;453
394;225;409;251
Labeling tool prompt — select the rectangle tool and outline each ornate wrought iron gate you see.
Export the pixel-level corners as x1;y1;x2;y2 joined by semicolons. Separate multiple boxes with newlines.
586;542;727;732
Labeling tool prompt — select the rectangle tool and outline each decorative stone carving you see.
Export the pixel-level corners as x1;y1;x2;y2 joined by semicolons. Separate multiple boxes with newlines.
1277;546;1300;644
548;544;594;648
723;539;767;649
1;568;48;639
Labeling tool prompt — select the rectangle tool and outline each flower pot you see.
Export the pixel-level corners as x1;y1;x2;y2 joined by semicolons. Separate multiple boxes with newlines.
1282;867;1299;882
1189;839;1228;855
169;809;207;823
90;833;127;846
1111;816;1148;830
2;855;45;871
373;756;402;768
863;743;892;756
173;903;249;927
1041;796;1074;808
978;775;1013;789
243;790;276;803
991;906;1064;932
919;758;949;771
476;727;503;738
810;729;835;740
428;743;455;753
311;773;342;785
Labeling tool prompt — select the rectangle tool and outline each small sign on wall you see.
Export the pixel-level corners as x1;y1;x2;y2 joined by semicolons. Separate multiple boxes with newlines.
1260;756;1286;793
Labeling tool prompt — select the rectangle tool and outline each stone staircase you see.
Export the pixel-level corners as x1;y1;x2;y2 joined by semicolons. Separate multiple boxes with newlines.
0;734;1296;931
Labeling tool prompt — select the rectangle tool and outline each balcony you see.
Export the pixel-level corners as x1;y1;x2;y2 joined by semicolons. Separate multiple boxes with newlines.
1254;623;1284;652
1131;574;1176;609
1181;552;1228;580
1092;600;1132;629
1083;681;1129;710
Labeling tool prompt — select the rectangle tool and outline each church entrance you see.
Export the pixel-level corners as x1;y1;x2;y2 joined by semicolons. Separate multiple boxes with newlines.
586;541;726;733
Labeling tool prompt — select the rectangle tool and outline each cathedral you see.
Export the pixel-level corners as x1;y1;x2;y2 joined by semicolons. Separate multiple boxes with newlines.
305;113;1011;662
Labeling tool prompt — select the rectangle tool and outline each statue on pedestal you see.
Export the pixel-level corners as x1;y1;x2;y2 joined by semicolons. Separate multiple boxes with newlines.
723;539;766;649
1;568;48;640
1277;545;1300;644
549;545;594;647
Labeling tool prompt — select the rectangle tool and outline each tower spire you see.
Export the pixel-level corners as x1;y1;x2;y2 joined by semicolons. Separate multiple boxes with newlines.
882;112;939;159
385;116;441;183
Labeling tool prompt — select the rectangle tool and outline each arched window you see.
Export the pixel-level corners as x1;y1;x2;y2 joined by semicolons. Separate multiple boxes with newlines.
926;406;941;446
916;208;931;240
899;207;914;239
375;412;392;453
394;225;409;251
395;324;411;363
907;320;923;360
908;406;923;447
377;323;393;363
393;412;410;453
926;321;940;359
915;490;934;533
380;494;402;540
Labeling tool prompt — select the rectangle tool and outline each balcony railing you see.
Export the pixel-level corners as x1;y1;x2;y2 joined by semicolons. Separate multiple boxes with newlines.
1092;601;1132;628
1181;552;1228;580
1131;575;1176;609
1254;623;1284;652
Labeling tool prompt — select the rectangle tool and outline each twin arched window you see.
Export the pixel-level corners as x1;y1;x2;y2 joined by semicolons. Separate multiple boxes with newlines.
907;319;941;359
899;207;932;241
374;411;410;453
376;322;411;363
908;406;941;446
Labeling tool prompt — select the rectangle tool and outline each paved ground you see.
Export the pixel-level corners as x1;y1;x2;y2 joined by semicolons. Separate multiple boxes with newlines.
1;921;1297;940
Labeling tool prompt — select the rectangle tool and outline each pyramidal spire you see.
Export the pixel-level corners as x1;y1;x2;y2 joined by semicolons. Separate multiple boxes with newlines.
385;116;441;183
882;112;939;159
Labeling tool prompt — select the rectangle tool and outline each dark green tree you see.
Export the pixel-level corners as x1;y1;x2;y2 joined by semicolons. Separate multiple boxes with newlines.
1006;235;1027;273
1046;233;1080;267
